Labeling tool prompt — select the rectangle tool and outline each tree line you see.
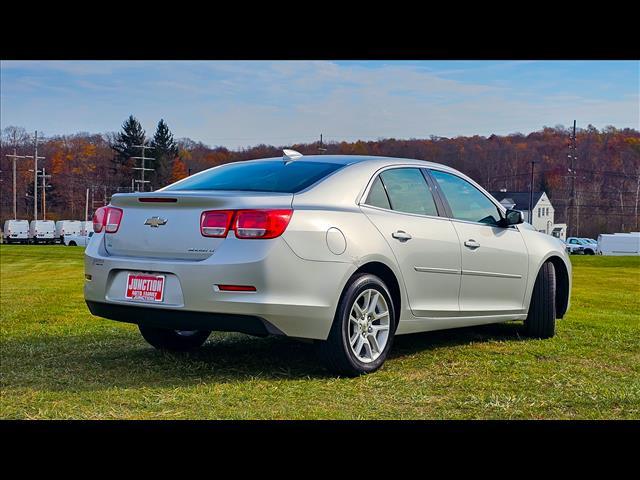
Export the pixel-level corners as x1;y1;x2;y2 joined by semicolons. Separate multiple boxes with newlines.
1;118;638;238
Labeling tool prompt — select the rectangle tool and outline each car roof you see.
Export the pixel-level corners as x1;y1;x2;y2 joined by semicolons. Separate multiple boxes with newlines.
251;154;445;168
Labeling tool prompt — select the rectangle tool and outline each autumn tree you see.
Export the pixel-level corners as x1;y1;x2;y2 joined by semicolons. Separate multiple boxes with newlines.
169;158;189;183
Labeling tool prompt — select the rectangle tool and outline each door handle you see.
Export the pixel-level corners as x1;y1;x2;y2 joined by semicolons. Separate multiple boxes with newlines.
464;239;481;249
392;230;412;241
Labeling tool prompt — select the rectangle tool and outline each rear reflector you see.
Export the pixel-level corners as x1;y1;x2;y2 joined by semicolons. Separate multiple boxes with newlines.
201;210;235;237
217;284;257;292
138;197;178;203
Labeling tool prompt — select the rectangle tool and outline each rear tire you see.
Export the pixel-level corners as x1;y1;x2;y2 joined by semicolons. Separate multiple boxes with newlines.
524;261;556;339
69;241;77;246
317;273;396;376
139;326;211;352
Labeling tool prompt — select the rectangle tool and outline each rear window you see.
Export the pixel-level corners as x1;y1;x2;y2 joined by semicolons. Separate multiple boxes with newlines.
164;160;345;193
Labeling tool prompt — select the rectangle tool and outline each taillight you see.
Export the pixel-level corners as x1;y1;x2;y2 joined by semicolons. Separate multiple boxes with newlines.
234;209;293;239
93;206;123;233
199;209;293;239
201;210;234;237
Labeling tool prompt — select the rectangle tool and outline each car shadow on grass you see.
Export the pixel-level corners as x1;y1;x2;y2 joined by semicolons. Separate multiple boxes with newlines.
4;322;528;391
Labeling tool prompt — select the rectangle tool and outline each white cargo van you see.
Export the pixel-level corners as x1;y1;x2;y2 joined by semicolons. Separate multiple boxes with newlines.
3;220;30;244
55;220;82;243
29;220;56;244
597;233;640;256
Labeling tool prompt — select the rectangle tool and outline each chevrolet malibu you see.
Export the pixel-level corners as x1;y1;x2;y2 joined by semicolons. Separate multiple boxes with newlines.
85;153;571;376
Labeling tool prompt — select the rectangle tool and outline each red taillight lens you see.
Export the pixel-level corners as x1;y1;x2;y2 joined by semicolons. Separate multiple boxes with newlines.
105;207;123;233
93;207;106;233
234;209;293;239
201;210;235;237
93;206;123;233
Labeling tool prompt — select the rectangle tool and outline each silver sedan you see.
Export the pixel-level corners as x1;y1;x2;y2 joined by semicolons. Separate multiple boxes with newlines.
85;153;571;375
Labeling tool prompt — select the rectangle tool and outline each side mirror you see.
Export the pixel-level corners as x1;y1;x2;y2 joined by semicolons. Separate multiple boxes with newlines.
503;209;524;226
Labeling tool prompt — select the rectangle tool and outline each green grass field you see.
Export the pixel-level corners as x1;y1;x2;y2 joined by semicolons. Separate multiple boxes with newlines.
1;244;638;419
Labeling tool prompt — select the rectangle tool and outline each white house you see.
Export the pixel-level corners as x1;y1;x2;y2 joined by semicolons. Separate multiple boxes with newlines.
490;190;567;240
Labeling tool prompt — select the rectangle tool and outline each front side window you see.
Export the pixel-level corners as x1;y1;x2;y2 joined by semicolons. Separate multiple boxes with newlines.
376;168;439;216
429;170;502;225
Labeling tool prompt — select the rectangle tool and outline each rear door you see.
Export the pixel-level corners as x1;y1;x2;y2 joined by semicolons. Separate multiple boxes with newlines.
360;167;461;317
428;169;529;314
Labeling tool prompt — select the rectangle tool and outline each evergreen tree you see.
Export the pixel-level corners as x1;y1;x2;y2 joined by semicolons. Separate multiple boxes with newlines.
110;115;147;190
151;119;178;188
111;115;147;164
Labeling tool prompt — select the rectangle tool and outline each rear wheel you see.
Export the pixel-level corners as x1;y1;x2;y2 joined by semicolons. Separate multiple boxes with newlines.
524;261;556;339
139;325;211;352
317;273;395;376
68;241;77;246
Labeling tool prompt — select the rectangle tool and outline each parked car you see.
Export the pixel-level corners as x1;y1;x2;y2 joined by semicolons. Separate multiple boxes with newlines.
55;220;82;243
3;219;30;244
85;154;572;376
566;237;595;255
64;232;93;247
29;220;56;244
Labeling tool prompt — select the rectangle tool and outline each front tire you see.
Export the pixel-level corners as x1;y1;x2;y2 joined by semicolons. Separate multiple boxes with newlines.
317;273;396;376
524;261;556;338
139;325;211;352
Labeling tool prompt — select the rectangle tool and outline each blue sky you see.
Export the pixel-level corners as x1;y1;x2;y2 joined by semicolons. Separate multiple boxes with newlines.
1;60;638;148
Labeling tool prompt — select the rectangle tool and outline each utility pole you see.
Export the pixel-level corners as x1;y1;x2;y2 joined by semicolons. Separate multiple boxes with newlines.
529;161;536;224
38;168;52;220
567;120;577;236
5;141;30;220
22;131;45;221
131;144;155;192
318;133;327;153
85;187;89;222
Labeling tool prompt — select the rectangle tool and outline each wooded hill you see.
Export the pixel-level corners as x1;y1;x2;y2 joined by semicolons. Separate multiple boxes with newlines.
1;119;638;239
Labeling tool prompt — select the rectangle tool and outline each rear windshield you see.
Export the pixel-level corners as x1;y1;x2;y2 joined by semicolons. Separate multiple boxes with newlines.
164;160;344;193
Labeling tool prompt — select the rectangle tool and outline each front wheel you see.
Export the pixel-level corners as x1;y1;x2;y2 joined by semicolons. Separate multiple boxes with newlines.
317;273;396;376
139;325;211;352
524;261;556;338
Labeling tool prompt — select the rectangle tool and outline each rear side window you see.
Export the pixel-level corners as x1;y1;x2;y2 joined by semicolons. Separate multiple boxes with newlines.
164;160;344;194
378;168;439;216
430;169;502;225
365;177;391;209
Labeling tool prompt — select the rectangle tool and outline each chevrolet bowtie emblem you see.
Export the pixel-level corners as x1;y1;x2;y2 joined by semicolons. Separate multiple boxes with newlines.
144;216;168;228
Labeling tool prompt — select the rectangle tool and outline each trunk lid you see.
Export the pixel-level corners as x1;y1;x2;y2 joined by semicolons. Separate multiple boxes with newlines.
104;191;293;260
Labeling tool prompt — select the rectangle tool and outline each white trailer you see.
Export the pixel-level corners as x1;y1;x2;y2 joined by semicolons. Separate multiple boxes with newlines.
597;233;640;256
29;220;56;244
3;220;30;244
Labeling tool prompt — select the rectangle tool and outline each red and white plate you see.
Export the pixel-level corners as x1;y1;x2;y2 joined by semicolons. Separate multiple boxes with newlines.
125;274;165;302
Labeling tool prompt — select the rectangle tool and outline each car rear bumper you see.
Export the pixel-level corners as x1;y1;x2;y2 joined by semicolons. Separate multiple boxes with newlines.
84;232;355;340
86;300;284;336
